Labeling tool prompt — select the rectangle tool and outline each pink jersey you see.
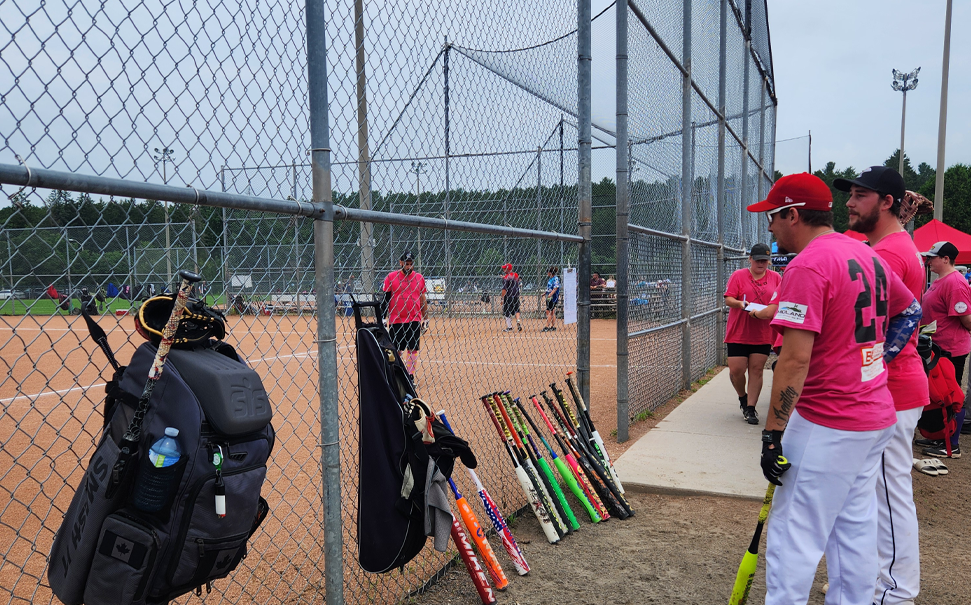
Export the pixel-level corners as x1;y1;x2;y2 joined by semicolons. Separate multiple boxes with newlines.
724;268;782;345
921;269;971;357
872;231;929;411
770;232;915;432
382;270;426;324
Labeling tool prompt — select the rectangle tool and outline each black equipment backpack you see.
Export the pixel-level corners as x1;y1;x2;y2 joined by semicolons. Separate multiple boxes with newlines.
48;338;275;605
352;300;475;573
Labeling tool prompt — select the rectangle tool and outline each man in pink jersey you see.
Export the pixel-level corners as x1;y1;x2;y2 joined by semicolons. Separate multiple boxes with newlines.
382;251;429;383
724;243;782;424
838;166;926;605
919;240;971;458
748;173;920;605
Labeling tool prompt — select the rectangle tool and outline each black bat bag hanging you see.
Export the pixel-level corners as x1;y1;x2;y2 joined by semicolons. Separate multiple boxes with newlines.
353;299;427;573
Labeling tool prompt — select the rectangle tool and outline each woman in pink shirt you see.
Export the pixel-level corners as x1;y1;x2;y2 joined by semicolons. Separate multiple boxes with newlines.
723;243;781;424
920;240;971;457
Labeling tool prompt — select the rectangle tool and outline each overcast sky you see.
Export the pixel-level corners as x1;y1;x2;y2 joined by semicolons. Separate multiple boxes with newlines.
768;0;968;176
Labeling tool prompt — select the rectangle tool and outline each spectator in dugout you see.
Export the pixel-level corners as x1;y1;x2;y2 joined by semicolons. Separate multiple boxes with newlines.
723;242;781;425
917;240;971;458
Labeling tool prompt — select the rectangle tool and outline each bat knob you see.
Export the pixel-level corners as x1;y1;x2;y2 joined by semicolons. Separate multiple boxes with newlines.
776;455;788;464
178;270;202;283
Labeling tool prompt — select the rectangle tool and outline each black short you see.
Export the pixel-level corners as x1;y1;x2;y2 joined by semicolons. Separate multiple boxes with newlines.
546;297;558;311
389;321;422;351
502;296;520;317
726;342;772;358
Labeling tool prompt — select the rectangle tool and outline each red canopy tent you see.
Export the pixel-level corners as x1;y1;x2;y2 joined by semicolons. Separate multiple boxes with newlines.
842;230;868;243
914;219;971;264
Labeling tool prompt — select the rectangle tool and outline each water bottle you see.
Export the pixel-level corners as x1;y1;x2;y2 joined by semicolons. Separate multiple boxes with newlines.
148;427;181;468
133;427;183;512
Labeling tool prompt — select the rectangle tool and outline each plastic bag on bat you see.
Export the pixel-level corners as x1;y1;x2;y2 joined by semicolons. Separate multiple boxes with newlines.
353;299;476;573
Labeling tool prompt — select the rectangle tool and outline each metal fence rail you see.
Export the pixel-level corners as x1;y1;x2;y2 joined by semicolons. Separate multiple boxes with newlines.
615;0;775;441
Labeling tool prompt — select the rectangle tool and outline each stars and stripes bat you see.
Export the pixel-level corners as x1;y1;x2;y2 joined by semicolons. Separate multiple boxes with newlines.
503;393;580;532
532;392;610;521
523;395;601;523
565;371;624;494
450;512;497;605
480;395;560;544
106;269;201;497
491;392;569;539
728;480;778;605
550;383;634;518
444;473;509;590
438;411;529;576
543;389;629;520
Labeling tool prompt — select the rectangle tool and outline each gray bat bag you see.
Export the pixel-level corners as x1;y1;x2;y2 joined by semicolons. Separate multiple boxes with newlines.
48;341;274;605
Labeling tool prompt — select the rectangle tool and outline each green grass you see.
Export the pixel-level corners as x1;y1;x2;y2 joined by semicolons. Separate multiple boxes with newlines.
0;294;227;316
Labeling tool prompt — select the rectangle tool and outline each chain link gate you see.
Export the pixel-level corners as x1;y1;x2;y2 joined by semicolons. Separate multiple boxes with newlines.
615;0;776;441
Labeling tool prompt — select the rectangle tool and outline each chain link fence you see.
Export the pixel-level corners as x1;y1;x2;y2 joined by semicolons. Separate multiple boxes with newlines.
0;0;593;603
0;0;778;601
615;0;776;441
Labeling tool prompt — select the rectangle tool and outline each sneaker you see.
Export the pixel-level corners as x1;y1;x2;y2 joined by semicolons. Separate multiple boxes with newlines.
542;326;551;332
914;437;944;448
742;406;759;425
922;444;961;459
517;322;523;332
550;326;556;331
503;327;513;332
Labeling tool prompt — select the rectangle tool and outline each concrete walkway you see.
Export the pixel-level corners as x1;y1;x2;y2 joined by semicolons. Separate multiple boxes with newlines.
614;367;772;501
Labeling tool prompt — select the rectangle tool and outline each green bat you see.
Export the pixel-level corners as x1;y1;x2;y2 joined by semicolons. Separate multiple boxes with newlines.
729;482;777;605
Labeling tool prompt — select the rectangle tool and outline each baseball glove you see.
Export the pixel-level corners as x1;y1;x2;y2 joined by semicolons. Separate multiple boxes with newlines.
898;190;934;225
134;295;227;347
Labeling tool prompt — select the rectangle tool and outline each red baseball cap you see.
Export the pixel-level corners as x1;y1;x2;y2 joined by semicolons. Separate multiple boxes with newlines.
746;173;833;213
501;263;512;272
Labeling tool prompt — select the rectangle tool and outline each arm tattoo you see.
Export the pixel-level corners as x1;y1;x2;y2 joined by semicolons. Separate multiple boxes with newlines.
773;386;799;422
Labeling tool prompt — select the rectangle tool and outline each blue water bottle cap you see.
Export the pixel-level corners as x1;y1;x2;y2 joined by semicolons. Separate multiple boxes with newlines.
164;427;179;437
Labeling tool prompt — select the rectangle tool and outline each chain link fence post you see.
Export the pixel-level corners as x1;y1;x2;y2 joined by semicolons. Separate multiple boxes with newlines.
615;0;630;443
577;0;593;405
307;0;344;601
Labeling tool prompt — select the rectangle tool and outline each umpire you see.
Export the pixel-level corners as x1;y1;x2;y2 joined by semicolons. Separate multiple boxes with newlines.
749;173;921;605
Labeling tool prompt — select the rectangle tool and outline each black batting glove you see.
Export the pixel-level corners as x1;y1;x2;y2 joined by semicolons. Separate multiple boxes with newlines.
761;430;791;486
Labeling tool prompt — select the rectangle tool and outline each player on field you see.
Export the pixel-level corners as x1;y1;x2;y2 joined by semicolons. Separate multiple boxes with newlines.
382;251;429;382
839;166;926;605
723;242;781;425
918;240;971;458
749;173;921;605
500;263;522;332
543;267;560;332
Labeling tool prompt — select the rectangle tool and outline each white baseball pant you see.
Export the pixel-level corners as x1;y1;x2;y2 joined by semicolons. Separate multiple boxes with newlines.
873;406;922;605
765;409;894;605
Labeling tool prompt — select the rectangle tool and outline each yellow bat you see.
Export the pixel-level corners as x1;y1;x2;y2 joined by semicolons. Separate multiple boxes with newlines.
729;480;778;605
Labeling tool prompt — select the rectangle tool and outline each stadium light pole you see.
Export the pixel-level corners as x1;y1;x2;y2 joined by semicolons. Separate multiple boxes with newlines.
934;0;952;221
154;146;176;285
891;68;919;179
410;161;428;268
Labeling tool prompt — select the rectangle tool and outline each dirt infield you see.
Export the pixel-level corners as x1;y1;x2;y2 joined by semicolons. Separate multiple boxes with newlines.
0;312;616;604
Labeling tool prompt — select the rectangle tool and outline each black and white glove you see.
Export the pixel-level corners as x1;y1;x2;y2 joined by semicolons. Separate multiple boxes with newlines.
761;430;791;486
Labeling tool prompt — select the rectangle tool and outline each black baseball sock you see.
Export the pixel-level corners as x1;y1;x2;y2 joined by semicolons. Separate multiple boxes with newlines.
739;394;748;409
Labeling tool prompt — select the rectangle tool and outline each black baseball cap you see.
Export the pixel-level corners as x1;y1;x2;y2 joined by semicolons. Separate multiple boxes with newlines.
921;241;959;261
749;243;771;260
400;251;414;262
833;166;905;202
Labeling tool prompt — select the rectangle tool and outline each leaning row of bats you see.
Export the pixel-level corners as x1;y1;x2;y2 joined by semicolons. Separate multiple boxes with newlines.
431;375;631;605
